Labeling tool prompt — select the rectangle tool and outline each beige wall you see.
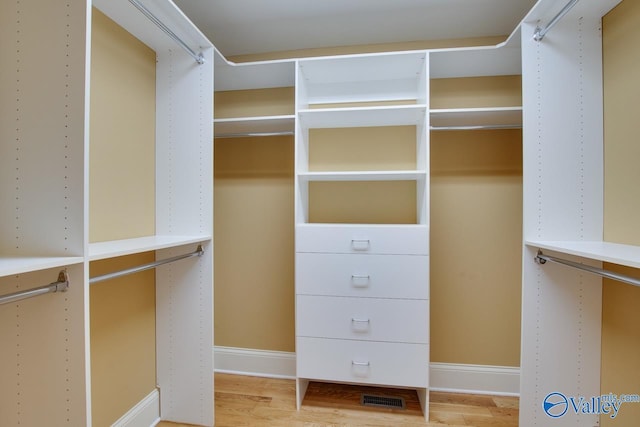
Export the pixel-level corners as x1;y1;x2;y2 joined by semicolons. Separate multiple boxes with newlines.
89;9;157;426
602;1;640;425
214;52;523;366
214;136;295;351
430;129;522;366
89;9;155;243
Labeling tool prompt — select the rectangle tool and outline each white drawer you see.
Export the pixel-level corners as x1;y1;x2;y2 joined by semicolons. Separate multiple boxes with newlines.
296;337;428;388
296;224;429;255
297;295;428;343
296;253;428;299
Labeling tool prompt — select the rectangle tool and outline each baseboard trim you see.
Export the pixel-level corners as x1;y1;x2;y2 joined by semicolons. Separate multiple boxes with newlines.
111;389;160;427
213;346;520;396
214;346;297;379
430;362;520;396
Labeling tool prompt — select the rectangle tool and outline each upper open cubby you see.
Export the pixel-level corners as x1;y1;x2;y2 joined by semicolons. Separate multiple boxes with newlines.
297;51;428;108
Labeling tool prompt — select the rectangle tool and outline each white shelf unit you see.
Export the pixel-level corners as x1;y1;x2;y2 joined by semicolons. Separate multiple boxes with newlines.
0;0;214;426
520;0;624;425
294;51;430;420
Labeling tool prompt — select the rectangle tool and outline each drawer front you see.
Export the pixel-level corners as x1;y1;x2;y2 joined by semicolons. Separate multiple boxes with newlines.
297;295;428;343
296;253;429;299
296;337;428;388
296;224;429;255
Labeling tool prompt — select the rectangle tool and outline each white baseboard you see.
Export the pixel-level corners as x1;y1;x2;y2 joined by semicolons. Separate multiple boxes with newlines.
429;362;520;396
214;346;296;379
111;389;160;427
213;346;520;396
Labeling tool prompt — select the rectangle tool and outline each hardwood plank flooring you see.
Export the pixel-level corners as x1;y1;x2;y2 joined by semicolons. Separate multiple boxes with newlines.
158;373;518;426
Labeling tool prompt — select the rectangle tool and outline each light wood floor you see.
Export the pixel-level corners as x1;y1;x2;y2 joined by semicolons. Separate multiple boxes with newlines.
158;373;519;426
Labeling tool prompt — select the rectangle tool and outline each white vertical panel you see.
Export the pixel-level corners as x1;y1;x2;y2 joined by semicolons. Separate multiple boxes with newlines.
156;47;214;237
0;265;88;426
156;243;213;426
154;33;214;425
520;248;602;425
0;0;86;258
521;4;607;424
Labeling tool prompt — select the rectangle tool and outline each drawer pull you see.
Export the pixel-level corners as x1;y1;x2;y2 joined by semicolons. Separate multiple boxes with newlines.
351;239;370;251
351;274;370;287
351;360;370;367
351;318;370;323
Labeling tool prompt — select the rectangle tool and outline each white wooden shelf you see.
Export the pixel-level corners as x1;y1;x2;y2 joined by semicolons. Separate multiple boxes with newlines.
214;115;295;137
0;256;84;278
299;170;426;182
526;240;640;269
430;106;522;129
299;105;427;129
89;235;211;261
430;43;522;79
298;51;428;105
214;53;295;92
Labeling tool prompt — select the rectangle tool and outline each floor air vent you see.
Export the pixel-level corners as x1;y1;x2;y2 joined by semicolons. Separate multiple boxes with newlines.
360;394;406;410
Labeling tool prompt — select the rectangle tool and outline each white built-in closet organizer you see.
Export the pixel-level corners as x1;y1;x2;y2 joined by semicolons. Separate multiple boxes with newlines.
215;27;522;421
1;0;214;426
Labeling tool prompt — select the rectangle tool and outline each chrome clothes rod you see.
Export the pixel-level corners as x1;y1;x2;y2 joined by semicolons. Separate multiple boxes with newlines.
215;131;294;139
128;0;205;64
0;271;69;306
430;124;521;131
533;0;580;41
535;251;640;287
90;245;204;284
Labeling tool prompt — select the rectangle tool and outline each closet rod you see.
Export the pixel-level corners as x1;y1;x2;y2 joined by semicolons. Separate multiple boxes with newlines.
128;0;205;64
215;131;294;139
535;251;640;287
90;245;204;284
430;124;521;131
533;0;579;41
0;271;69;306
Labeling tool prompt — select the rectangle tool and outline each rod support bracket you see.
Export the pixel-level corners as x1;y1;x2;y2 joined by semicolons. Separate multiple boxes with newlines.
53;270;70;292
535;250;547;264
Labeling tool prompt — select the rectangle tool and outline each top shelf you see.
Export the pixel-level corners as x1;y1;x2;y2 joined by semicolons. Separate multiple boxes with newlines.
526;240;640;269
430;44;521;79
298;51;428;107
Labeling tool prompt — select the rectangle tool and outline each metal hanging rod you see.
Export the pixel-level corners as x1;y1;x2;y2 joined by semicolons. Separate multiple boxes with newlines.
128;0;205;64
90;245;204;284
430;124;522;131
0;270;69;306
535;251;640;287
533;0;580;41
215;131;295;139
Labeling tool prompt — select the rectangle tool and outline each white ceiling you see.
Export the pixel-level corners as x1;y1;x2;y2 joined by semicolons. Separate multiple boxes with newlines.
174;0;538;58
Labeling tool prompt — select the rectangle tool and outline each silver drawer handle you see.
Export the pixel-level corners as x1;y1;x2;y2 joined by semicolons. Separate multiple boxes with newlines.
351;360;370;367
351;318;370;323
351;274;370;287
351;239;370;251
